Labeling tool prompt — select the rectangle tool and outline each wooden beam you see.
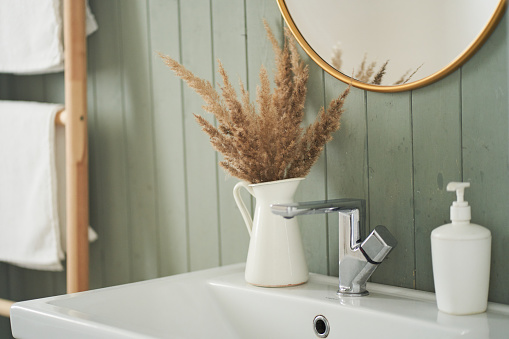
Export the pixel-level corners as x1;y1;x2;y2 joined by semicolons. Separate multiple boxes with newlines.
55;109;66;126
0;298;14;317
63;0;89;294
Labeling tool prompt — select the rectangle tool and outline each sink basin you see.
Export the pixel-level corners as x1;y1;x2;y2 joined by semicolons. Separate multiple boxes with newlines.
10;263;509;338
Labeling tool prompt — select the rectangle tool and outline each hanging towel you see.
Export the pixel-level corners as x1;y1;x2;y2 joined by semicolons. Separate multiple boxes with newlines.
0;0;98;74
0;101;96;271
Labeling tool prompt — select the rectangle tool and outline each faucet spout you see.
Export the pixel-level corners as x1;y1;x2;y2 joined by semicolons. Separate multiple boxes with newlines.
271;199;397;297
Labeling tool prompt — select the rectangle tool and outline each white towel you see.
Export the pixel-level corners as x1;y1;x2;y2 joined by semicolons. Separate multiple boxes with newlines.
0;0;98;74
0;101;96;271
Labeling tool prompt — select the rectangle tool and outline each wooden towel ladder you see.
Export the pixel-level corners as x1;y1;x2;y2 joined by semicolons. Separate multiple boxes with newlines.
0;0;90;318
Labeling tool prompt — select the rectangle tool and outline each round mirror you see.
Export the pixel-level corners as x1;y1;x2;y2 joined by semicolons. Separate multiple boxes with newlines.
278;0;507;92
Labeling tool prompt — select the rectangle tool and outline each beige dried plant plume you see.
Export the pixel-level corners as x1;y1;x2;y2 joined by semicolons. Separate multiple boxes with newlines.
332;49;423;86
159;21;350;184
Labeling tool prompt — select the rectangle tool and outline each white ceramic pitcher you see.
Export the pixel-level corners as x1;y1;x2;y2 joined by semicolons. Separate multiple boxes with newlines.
233;178;308;287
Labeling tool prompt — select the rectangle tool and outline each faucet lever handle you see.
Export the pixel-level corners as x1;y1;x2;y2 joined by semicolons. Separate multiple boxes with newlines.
359;225;397;265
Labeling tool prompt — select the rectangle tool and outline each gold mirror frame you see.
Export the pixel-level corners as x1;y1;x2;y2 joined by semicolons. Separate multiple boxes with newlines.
277;0;507;92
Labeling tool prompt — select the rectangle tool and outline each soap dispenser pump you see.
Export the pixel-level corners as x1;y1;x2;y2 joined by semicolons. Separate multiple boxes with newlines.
431;182;491;315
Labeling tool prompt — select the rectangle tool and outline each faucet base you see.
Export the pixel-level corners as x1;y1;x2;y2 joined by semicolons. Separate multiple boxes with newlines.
337;290;369;297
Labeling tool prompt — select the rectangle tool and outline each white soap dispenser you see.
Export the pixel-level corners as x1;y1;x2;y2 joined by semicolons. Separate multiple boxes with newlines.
431;182;491;315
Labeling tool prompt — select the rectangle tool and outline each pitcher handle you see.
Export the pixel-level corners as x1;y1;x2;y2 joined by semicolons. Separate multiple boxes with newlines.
233;181;254;236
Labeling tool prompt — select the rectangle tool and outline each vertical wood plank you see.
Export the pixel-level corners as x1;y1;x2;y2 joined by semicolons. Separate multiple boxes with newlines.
88;0;131;287
0;263;11;337
367;91;415;288
462;16;509;304
412;71;462;292
8;267;54;301
9;75;45;101
118;0;158;282
0;265;8;299
43;73;65;103
245;0;282;96
325;78;368;277
0;75;13;328
294;51;328;275
83;7;103;290
148;0;189;276
210;0;251;266
0;320;12;339
0;74;11;99
180;0;220;271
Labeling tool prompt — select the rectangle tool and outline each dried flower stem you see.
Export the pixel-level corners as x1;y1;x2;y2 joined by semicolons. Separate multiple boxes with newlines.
160;21;349;184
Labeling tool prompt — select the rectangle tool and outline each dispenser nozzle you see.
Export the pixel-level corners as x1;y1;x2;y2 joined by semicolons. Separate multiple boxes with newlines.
447;182;470;203
447;182;471;222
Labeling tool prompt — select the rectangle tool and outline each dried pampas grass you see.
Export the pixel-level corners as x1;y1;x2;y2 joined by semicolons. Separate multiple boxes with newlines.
160;21;350;184
332;48;423;86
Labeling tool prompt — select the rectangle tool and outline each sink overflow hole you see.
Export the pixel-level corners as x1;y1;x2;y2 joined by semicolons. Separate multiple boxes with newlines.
313;315;330;338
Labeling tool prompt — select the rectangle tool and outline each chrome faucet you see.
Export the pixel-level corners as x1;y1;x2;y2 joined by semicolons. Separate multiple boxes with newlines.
271;199;397;296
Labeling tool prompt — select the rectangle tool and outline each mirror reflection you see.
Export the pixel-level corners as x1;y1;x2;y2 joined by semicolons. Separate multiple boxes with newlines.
282;0;504;88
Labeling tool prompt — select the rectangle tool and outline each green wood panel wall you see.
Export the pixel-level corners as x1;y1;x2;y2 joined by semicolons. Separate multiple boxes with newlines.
412;71;462;291
461;17;509;303
1;3;509;336
0;71;8;336
325;79;369;277
147;0;189;277
211;0;250;267
367;91;415;288
181;0;221;272
87;0;131;287
119;0;159;282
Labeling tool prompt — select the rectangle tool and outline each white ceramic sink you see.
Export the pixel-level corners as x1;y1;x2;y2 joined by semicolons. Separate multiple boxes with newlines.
10;263;509;338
